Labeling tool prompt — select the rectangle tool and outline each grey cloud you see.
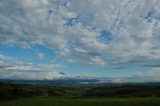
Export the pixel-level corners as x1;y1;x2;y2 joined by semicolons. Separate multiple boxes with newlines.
0;0;160;66
112;67;127;70
142;63;160;68
109;67;160;83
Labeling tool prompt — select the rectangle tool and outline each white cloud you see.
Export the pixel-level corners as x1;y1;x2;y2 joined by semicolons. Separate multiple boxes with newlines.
113;67;160;83
37;52;45;58
5;65;33;71
88;56;106;66
0;54;14;60
0;57;67;80
0;0;160;66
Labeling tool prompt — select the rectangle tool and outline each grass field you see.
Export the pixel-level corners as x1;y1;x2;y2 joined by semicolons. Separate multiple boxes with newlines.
0;97;160;106
1;83;160;106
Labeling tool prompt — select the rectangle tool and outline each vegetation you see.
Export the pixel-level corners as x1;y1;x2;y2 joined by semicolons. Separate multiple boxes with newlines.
0;83;71;101
0;97;160;106
86;85;160;97
1;83;160;105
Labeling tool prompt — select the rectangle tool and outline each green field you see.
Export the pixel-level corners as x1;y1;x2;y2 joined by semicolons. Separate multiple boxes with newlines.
1;83;160;106
0;97;160;106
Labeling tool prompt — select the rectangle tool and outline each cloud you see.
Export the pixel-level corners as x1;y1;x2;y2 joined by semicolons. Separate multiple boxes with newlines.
112;66;127;69
0;55;67;80
37;52;45;59
88;56;106;66
0;0;160;66
111;67;160;83
0;54;14;60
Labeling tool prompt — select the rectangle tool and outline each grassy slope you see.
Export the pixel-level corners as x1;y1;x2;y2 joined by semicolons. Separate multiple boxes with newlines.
0;97;160;106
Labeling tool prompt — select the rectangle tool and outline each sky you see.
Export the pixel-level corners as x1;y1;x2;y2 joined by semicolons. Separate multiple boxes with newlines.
0;0;160;82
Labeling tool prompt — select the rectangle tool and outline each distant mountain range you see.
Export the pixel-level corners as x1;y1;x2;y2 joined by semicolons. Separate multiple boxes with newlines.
1;78;160;85
0;78;107;85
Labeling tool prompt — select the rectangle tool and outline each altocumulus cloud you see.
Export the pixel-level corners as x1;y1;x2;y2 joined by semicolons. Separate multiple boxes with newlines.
0;0;160;66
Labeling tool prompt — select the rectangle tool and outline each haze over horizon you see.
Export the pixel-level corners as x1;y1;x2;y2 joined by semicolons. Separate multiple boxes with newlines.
0;0;160;82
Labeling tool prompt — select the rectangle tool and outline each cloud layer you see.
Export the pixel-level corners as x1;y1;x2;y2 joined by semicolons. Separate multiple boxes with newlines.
0;0;160;66
0;54;67;80
0;0;160;84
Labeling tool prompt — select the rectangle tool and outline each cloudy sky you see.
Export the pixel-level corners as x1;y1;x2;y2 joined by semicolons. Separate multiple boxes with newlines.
0;0;160;82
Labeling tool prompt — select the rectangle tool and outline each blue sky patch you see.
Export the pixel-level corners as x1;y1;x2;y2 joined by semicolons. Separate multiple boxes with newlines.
97;30;113;44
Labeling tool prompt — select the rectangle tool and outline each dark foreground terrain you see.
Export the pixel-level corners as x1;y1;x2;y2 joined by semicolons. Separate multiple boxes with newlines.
1;82;160;106
1;97;160;106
